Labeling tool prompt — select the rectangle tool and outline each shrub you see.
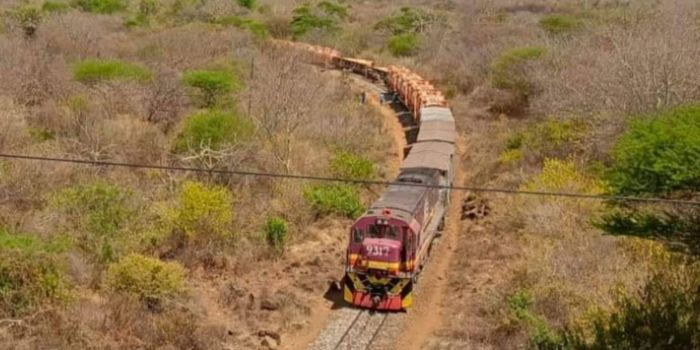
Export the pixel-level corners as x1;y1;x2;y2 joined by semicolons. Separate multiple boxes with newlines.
375;7;436;35
104;254;185;307
0;229;69;316
490;46;545;94
236;0;255;10
13;4;43;37
73;0;126;14
291;1;347;39
213;17;268;39
388;33;419;57
606;105;700;196
543;266;700;349
330;151;374;180
52;182;134;263
165;181;233;240
124;0;159;27
174;110;252;153
264;216;288;250
73;59;152;84
507;290;561;348
523;159;603;194
304;184;364;218
42;1;71;13
539;14;581;35
181;70;239;107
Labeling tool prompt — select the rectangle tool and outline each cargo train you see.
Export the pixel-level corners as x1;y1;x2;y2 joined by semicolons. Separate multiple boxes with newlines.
284;41;456;311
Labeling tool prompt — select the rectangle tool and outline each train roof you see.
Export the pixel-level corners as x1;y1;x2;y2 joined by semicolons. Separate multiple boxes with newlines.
417;120;456;144
401;141;454;172
368;169;441;218
420;107;454;122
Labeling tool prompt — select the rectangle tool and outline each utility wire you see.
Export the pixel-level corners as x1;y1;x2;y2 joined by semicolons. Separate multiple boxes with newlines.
1;153;699;206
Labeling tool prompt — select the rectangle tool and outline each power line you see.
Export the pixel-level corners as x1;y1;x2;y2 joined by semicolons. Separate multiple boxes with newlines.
1;153;699;206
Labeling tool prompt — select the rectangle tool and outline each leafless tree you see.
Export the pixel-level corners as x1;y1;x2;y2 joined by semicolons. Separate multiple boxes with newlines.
249;50;325;174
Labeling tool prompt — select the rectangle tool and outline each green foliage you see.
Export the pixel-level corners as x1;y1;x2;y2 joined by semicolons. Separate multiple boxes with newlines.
524;158;603;194
330;151;374;180
507;290;561;348
502;118;587;163
236;0;255;10
104;253;185;307
125;0;159;27
490;46;545;94
0;229;69;316
539;14;581;35
52;182;134;263
73;59;152;84
291;1;347;39
164;181;234;240
213;16;268;38
42;1;71;13
388;33;419;57
73;0;126;14
13;4;43;37
606;105;700;196
304;184;364;219
182;69;240;107
598;209;700;254
264;216;288;250
175;110;252;153
375;7;435;35
541;266;700;349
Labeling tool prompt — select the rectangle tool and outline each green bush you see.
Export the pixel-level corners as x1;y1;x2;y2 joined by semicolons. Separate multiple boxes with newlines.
52;182;134;263
73;59;152;84
388;33;419;57
375;7;436;35
490;46;545;94
541;266;700;349
507;289;561;348
104;253;185;306
330;151;374;180
42;1;71;12
124;0;159;27
0;229;69;316
304;184;364;218
236;0;255;10
539;14;581;35
73;0;126;14
165;181;234;240
175;110;252;153
291;1;347;39
13;4;43;37
264;216;288;250
182;69;239;107
213;17;268;39
606;105;700;196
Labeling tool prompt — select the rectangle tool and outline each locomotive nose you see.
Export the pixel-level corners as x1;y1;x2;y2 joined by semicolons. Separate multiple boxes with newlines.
361;238;401;271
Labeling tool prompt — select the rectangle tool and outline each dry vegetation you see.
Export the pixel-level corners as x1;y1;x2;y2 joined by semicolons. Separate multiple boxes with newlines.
0;1;393;349
1;0;699;349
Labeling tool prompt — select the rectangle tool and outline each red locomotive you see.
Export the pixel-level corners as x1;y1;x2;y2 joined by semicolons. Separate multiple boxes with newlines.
283;40;456;310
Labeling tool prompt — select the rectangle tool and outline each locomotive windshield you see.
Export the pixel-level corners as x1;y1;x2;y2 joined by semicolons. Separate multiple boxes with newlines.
368;224;398;239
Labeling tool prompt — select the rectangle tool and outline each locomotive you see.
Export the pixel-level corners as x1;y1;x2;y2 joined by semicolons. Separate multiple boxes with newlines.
282;41;456;310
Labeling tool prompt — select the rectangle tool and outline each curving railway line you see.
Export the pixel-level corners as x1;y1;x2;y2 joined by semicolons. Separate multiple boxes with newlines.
279;41;458;349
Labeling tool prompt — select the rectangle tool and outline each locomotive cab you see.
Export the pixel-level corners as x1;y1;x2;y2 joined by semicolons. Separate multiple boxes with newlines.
344;207;419;310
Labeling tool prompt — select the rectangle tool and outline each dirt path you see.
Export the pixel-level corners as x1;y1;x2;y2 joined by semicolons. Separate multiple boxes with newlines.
393;133;468;350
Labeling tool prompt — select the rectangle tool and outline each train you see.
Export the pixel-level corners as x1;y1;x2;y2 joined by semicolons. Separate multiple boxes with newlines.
283;41;456;311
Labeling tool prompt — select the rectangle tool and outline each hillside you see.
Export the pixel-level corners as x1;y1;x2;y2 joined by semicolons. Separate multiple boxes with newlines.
1;1;699;349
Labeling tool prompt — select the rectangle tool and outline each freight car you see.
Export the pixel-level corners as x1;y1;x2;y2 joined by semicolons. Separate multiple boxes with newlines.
282;40;456;311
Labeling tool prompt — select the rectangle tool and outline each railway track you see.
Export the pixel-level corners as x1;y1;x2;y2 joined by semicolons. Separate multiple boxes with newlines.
309;308;391;350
